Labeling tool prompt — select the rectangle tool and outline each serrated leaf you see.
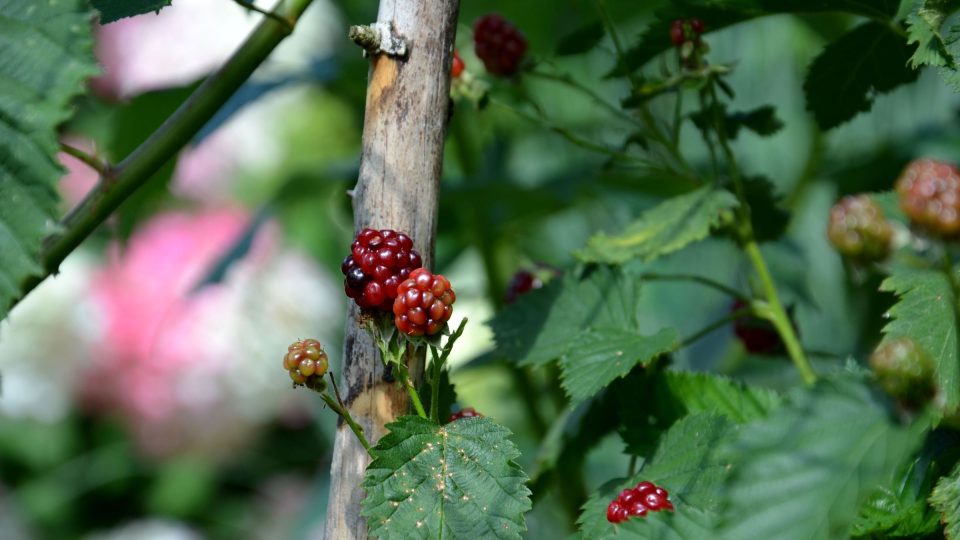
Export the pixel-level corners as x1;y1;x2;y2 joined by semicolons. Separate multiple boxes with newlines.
880;268;960;416
576;187;738;264
90;0;172;23
578;413;735;540
618;370;781;455
716;374;923;540
555;21;605;56
559;327;678;404
361;416;531;540
931;461;960;539
905;0;960;68
803;22;920;130
610;0;903;77
489;266;644;368
0;0;99;319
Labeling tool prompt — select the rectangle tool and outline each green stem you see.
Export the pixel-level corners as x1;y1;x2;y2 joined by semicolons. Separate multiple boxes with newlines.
681;308;750;348
320;382;372;454
59;142;109;176
744;241;816;385
627;455;637;477
395;362;428;419
13;0;315;310
640;272;747;301
233;0;295;28
430;349;442;423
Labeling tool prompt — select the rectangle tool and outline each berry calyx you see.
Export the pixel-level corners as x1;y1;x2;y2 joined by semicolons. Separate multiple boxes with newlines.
393;268;456;336
341;228;423;311
448;407;482;422
452;50;465;78
870;337;936;408
605;480;673;524
732;299;788;355
896;158;960;238
473;14;528;77
827;194;894;262
284;338;329;392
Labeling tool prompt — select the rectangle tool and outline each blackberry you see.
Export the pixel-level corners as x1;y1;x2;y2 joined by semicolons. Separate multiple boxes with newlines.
605;480;673;524
827;194;893;262
393;268;456;337
732;299;793;356
341;228;422;311
284;338;328;392
870;337;936;408
896;158;960;238
473;14;527;77
448;407;482;422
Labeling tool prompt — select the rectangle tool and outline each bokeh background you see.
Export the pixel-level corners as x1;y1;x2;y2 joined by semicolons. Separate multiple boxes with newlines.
2;1;959;538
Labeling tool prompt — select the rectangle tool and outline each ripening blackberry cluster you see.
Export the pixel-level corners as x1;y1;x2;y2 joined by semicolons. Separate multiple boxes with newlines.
896;158;960;238
827;195;893;262
284;338;328;391
473;14;527;77
448;407;482;422
606;481;674;524
342;228;456;337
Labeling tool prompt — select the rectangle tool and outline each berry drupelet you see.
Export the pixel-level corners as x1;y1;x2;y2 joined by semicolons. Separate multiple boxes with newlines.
473;14;527;77
341;228;422;311
452;50;465;78
448;407;482;422
393;268;456;337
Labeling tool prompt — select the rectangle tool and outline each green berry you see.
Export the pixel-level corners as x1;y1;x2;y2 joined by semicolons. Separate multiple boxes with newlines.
826;194;893;262
870;337;936;408
284;338;329;392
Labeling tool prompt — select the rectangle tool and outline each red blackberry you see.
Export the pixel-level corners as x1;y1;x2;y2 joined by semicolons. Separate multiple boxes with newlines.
870;337;936;408
670;19;685;46
473;14;527;77
452;50;465;78
448;407;482;422
284;338;328;392
505;270;542;304
341;228;422;310
393;268;456;337
605;481;673;524
896;158;960;238
690;19;705;35
732;299;788;356
827;194;893;262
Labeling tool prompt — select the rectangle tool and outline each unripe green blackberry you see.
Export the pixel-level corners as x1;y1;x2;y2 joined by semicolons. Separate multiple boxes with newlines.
827;195;893;262
870;337;936;408
284;338;329;392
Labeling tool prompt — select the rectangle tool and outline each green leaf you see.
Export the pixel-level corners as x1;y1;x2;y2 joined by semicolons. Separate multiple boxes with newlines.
559;327;678;404
742;176;790;243
576;187;738;265
618;370;781;455
0;0;98;320
931;461;960;539
689;104;784;140
716;374;923;540
610;0;903;77
578;413;735;540
361;416;531;540
905;0;960;68
880;268;960;416
555;21;605;56
489;266;645;368
90;0;172;23
803;22;920;130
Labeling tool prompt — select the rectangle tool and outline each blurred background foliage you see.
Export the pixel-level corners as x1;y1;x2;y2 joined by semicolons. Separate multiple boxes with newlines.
1;0;958;538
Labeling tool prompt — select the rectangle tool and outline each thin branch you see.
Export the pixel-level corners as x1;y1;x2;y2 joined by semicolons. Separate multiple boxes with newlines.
319;392;372;453
11;0;315;312
59;142;110;176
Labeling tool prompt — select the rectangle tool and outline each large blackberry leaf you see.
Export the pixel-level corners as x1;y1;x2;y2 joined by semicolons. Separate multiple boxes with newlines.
576;186;738;265
716;374;923;540
577;413;734;540
880;267;960;417
361;416;531;540
0;0;98;320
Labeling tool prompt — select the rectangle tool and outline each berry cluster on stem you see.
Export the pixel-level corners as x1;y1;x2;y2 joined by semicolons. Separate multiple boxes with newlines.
606;481;674;524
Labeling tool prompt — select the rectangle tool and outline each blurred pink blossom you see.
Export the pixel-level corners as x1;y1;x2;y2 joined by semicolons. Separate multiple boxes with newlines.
82;208;340;458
